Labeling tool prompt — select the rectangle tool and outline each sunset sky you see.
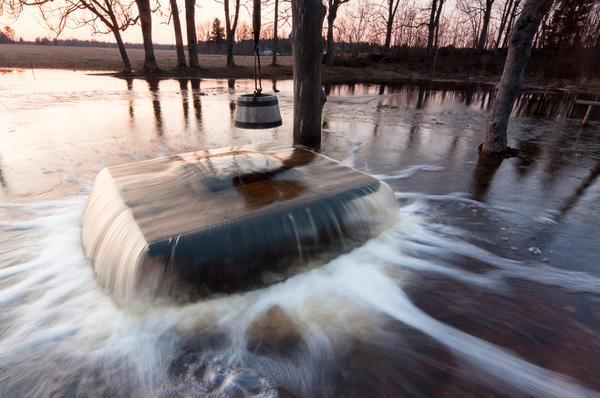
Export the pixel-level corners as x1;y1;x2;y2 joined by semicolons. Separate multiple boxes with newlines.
0;1;269;44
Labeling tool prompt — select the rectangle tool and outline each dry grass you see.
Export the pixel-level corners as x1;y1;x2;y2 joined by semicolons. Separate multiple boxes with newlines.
0;43;440;84
0;43;292;71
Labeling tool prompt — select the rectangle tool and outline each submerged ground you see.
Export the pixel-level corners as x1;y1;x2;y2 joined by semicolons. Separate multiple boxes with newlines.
0;68;599;397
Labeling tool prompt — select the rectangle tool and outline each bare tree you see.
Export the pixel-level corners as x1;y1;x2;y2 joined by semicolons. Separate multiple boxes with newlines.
494;0;513;48
197;19;212;41
426;0;445;55
543;0;597;49
0;0;26;18
501;0;521;48
185;0;199;67
477;0;494;50
39;0;137;72
221;0;241;66
259;23;273;38
135;0;159;71
324;0;350;65
292;0;325;148
379;0;401;51
336;0;375;56
392;2;420;47
236;20;252;39
168;0;186;67
482;0;553;155
456;0;483;47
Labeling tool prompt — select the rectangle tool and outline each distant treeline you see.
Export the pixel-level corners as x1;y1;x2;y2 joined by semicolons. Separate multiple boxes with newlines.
336;46;600;80
1;36;293;56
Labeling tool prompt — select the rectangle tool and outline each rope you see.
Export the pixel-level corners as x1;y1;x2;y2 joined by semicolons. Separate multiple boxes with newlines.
253;0;262;97
254;47;263;96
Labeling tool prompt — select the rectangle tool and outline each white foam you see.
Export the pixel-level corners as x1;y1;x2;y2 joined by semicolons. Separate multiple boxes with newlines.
0;196;598;397
373;165;444;181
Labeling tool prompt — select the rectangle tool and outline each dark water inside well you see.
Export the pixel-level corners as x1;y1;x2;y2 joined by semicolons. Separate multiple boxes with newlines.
1;69;599;397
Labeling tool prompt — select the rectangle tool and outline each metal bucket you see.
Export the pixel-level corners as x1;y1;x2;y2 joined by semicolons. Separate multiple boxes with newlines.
234;93;282;129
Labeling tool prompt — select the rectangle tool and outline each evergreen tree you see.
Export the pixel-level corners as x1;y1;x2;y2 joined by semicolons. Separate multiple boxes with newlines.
209;18;226;47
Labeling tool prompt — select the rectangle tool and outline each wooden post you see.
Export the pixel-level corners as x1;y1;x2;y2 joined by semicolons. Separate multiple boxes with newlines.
582;105;592;127
572;100;599;126
481;0;553;154
291;0;325;149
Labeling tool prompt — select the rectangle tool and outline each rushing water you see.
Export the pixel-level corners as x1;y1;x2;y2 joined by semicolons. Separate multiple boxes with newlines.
81;146;398;304
1;69;600;397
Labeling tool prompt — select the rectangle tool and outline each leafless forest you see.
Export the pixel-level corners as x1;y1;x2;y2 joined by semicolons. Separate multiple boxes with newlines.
1;0;599;79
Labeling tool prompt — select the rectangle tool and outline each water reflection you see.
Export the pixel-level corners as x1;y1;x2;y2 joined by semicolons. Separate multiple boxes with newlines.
147;79;163;136
559;161;600;217
232;149;314;209
179;79;189;126
0;154;7;189
515;139;542;178
125;78;134;120
322;81;595;121
229;99;236;122
471;153;504;201
415;85;427;109
190;80;202;125
541;125;572;192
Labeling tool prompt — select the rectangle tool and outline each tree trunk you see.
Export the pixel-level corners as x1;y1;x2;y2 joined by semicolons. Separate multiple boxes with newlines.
292;0;325;149
431;0;443;76
104;1;132;73
224;0;233;66
433;0;444;48
224;0;239;67
272;0;279;65
112;28;132;73
477;0;494;50
324;1;336;65
135;0;159;72
384;19;393;51
226;36;235;65
482;0;553;154
170;0;186;67
185;0;199;68
426;0;438;56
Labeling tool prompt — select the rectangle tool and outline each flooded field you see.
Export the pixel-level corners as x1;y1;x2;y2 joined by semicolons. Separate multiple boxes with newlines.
1;68;599;397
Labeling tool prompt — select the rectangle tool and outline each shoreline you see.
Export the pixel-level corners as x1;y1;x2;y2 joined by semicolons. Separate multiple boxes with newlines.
89;68;600;94
1;43;598;92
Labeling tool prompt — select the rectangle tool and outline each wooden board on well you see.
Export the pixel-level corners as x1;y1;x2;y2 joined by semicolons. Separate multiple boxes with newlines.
82;145;397;303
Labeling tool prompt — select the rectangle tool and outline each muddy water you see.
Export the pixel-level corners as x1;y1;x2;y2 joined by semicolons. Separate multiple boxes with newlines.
1;69;599;397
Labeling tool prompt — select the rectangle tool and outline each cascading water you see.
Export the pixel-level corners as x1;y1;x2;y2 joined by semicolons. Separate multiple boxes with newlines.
1;188;599;397
81;146;398;305
2;71;600;397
